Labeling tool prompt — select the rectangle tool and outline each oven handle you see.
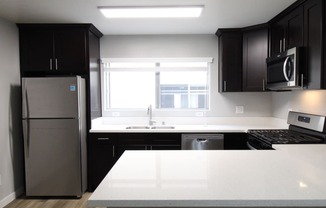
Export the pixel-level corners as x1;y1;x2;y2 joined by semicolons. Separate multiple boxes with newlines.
283;56;291;82
247;142;257;150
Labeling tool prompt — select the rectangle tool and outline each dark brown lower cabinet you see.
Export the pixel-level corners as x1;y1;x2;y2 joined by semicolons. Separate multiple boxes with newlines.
88;132;248;191
88;133;117;192
224;133;248;150
88;133;181;191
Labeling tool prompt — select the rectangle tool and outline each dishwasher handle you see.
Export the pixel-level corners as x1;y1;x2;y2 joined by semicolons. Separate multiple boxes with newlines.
196;138;207;142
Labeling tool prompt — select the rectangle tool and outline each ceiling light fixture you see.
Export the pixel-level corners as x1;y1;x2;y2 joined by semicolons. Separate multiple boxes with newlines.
98;6;204;18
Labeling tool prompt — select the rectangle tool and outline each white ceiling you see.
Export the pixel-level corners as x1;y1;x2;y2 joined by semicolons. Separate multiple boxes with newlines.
0;0;297;35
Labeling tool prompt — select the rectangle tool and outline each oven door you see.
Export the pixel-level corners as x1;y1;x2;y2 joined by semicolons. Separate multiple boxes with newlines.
247;136;274;150
266;47;302;90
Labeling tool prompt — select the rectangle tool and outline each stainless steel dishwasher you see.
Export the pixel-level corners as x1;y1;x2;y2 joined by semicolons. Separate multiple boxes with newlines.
181;134;224;150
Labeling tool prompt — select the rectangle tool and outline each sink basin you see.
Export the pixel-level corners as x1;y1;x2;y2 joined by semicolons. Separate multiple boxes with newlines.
126;126;150;129
150;126;175;129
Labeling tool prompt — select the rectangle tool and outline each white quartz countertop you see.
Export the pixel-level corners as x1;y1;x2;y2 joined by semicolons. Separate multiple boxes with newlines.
88;144;326;208
90;117;288;133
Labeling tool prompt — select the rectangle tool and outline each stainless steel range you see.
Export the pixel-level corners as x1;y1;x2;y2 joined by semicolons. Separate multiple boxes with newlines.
247;111;326;150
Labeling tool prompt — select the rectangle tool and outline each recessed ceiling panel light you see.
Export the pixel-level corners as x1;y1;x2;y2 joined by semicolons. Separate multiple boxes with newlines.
98;6;204;18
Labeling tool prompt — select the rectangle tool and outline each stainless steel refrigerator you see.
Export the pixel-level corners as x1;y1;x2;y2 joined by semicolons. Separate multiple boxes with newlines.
22;76;87;197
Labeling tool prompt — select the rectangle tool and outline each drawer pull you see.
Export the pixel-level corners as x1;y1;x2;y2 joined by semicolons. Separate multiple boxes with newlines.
97;138;109;141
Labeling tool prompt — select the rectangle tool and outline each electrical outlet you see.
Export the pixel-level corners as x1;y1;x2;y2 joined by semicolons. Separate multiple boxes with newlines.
235;106;244;114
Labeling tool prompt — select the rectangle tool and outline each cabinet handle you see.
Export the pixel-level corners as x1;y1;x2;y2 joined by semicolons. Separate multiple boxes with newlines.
97;137;109;140
262;79;266;91
223;81;227;92
55;59;58;70
112;146;115;157
301;74;304;89
283;38;286;51
50;59;53;70
280;40;282;52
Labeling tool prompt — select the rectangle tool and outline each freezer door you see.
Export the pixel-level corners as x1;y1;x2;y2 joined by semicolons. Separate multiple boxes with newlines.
22;77;80;119
23;119;83;196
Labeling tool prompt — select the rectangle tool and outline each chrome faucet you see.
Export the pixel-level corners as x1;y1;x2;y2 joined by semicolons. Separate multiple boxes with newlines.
147;105;156;126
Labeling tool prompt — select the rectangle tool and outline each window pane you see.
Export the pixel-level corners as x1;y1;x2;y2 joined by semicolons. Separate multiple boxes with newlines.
160;71;208;109
102;60;210;111
107;71;155;108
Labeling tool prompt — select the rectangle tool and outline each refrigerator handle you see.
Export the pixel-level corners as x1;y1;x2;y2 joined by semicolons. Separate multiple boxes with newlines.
22;120;30;158
22;80;30;119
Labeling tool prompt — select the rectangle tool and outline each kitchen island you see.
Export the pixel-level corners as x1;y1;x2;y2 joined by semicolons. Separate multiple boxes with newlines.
88;144;326;208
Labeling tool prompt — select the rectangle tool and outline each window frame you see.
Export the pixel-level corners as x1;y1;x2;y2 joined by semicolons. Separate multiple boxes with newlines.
100;57;213;117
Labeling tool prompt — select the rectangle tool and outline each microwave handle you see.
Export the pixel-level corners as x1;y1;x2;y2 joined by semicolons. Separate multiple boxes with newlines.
283;56;290;81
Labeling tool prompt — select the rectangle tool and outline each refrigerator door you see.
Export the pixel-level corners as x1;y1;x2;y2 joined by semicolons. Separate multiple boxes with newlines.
22;77;80;119
23;119;82;196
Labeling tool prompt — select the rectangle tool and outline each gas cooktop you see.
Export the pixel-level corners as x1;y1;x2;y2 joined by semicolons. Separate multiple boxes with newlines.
247;111;326;149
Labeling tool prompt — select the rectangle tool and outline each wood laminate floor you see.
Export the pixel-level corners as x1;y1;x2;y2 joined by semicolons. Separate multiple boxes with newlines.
4;192;98;208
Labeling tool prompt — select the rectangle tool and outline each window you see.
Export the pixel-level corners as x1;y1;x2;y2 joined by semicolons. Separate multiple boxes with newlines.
101;58;212;113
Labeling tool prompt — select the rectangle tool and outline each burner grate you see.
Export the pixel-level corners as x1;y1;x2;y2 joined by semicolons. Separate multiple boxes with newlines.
247;129;324;144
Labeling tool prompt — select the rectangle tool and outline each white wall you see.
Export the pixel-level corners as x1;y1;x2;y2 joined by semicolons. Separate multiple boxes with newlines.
100;35;272;117
272;90;326;119
0;18;24;207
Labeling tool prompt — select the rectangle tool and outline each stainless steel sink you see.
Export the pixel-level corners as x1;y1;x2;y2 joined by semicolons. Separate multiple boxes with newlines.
126;126;150;129
151;126;175;129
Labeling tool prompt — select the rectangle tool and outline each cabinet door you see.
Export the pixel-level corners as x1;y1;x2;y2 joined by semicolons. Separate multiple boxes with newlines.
89;31;102;118
115;145;147;159
224;133;248;150
89;134;117;191
151;145;181;150
54;29;87;75
19;29;54;75
242;27;268;91
218;31;243;92
285;5;304;49
304;0;324;89
270;21;286;56
270;5;304;56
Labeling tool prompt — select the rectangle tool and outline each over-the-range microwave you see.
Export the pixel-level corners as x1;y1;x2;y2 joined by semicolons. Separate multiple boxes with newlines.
266;47;304;91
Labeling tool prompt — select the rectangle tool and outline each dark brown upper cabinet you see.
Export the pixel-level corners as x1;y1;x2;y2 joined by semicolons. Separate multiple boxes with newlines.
18;24;103;131
216;29;243;92
17;24;102;77
242;25;268;92
269;0;325;89
216;25;268;93
269;4;304;57
303;0;325;89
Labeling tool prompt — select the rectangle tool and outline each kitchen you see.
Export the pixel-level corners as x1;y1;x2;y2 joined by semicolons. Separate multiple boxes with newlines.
1;0;326;207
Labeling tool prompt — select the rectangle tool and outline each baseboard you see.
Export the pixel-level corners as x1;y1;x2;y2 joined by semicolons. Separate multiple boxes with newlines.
0;187;24;208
